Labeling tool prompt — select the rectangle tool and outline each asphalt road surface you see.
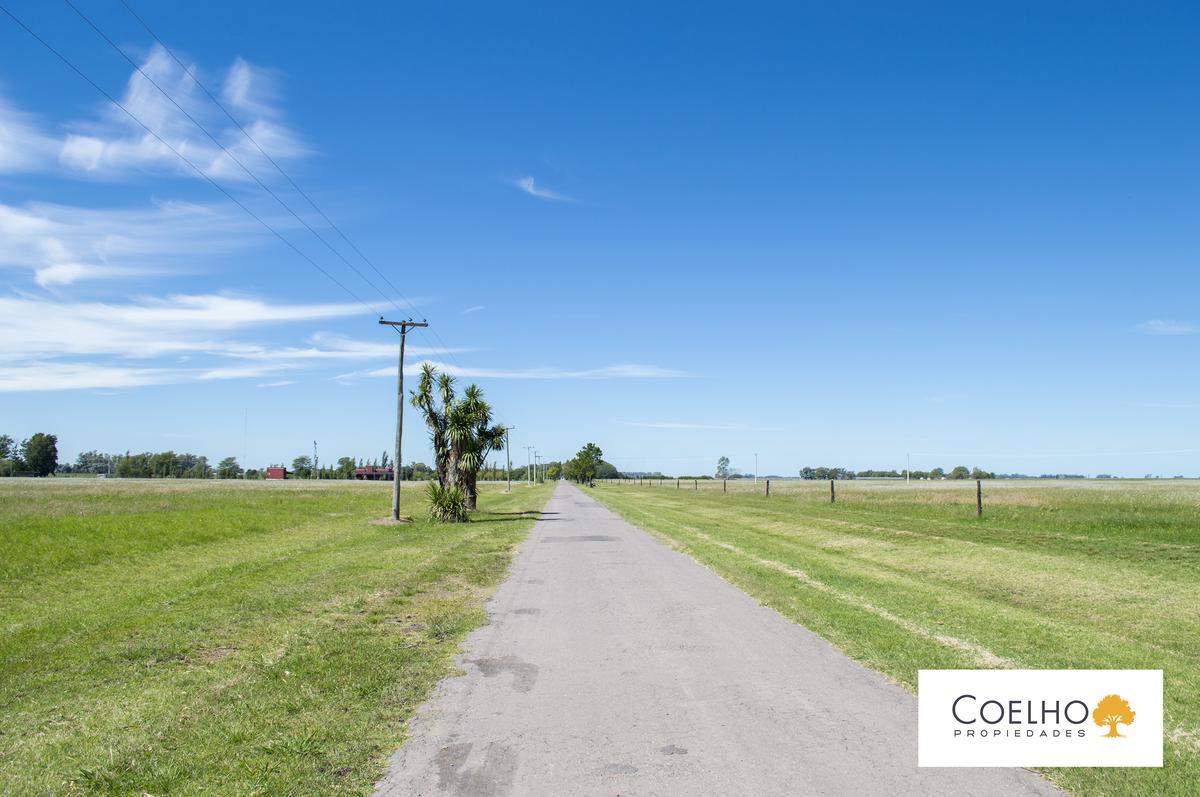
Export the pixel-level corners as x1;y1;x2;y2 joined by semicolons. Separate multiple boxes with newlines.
374;482;1058;796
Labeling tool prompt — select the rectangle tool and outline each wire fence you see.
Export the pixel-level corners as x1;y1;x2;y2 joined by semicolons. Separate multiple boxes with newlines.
590;475;1170;518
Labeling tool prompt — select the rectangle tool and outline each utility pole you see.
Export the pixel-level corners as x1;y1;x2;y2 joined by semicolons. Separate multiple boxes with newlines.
505;427;516;493
754;453;759;484
379;317;429;520
313;440;318;480
534;452;541;483
525;446;534;485
906;453;911;484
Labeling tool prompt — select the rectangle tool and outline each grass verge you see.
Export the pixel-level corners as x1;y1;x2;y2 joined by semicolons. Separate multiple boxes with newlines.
0;478;552;796
590;479;1200;796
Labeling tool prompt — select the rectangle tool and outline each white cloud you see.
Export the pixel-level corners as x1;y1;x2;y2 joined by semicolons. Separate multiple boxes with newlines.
1134;319;1197;336
336;360;688;382
0;48;305;181
514;176;572;202
57;45;307;181
0;362;198;392
461;305;485;314
0;294;464;391
257;380;297;388
0;95;59;173
0;199;264;286
0;293;372;362
223;332;470;363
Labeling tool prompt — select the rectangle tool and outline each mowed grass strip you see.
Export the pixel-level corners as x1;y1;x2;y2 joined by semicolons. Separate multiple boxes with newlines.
590;479;1200;797
0;479;552;796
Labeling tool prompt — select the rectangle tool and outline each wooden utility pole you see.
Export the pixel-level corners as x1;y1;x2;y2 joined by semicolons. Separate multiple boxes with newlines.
379;317;428;520
976;479;983;518
504;427;515;493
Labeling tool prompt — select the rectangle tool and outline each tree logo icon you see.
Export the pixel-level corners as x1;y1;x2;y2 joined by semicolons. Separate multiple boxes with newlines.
1093;694;1136;738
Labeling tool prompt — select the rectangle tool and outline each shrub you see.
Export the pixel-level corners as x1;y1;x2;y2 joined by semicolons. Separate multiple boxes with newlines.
426;482;469;523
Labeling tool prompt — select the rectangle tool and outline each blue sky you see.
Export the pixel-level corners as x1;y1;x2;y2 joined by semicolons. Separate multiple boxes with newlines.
2;1;1198;477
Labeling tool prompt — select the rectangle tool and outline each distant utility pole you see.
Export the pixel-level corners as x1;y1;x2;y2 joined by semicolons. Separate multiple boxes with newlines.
534;452;541;483
754;453;759;484
313;440;318;480
379;317;429;520
525;446;534;485
505;427;516;493
906;453;911;484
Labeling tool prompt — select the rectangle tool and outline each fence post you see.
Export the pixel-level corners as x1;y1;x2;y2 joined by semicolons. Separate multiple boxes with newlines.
976;479;983;518
676;478;680;489
766;478;770;497
830;479;836;503
694;479;698;490
723;479;727;493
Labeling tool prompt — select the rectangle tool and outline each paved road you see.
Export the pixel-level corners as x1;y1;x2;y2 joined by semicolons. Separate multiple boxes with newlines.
375;483;1058;796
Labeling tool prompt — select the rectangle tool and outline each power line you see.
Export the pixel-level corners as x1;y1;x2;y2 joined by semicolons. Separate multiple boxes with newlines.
62;0;399;315
112;0;466;371
0;1;376;316
117;0;414;307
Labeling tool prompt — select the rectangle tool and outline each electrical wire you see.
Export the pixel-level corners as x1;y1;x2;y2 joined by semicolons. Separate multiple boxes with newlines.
0;1;378;317
62;0;399;315
113;0;463;368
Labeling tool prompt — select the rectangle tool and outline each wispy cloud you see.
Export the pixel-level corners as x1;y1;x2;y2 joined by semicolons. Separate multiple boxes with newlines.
1134;319;1197;336
224;332;470;363
514;176;572;202
335;360;687;383
0;292;462;391
0;94;59;173
461;305;485;314
257;380;297;388
1;361;209;392
625;422;770;431
1;48;305;182
0;294;396;392
59;46;306;181
0;294;368;362
0;199;264;287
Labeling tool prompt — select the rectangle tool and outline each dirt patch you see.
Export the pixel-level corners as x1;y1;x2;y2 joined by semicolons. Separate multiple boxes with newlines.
370;516;414;525
197;646;238;664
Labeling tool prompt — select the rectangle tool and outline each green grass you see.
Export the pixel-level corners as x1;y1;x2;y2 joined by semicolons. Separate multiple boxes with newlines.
591;478;1200;796
0;478;552;796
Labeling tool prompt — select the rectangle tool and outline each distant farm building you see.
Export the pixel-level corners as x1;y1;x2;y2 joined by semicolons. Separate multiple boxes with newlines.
265;466;288;480
354;466;393;481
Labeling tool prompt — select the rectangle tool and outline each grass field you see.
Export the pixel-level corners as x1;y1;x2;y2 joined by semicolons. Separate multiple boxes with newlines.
0;478;552;796
591;478;1200;796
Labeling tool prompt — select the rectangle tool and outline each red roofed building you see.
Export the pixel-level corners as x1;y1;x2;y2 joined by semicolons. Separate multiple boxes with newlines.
354;466;393;481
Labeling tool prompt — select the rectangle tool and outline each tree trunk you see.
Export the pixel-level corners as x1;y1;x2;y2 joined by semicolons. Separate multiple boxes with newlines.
466;474;478;511
444;449;461;490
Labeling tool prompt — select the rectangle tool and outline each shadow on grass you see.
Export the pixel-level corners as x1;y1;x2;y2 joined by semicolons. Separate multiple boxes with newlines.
475;516;560;523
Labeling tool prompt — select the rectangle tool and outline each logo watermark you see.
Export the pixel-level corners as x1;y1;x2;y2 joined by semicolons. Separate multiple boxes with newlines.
918;670;1162;767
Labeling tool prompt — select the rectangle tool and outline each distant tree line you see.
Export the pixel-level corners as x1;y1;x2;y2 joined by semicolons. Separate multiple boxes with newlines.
115;451;213;479
0;432;58;476
796;465;998;480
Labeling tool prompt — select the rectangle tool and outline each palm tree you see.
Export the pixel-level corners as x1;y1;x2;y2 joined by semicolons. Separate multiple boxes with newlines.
449;384;507;510
410;363;458;487
411;364;507;510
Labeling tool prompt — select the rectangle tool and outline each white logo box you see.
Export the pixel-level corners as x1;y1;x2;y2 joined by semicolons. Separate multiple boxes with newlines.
918;669;1162;767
